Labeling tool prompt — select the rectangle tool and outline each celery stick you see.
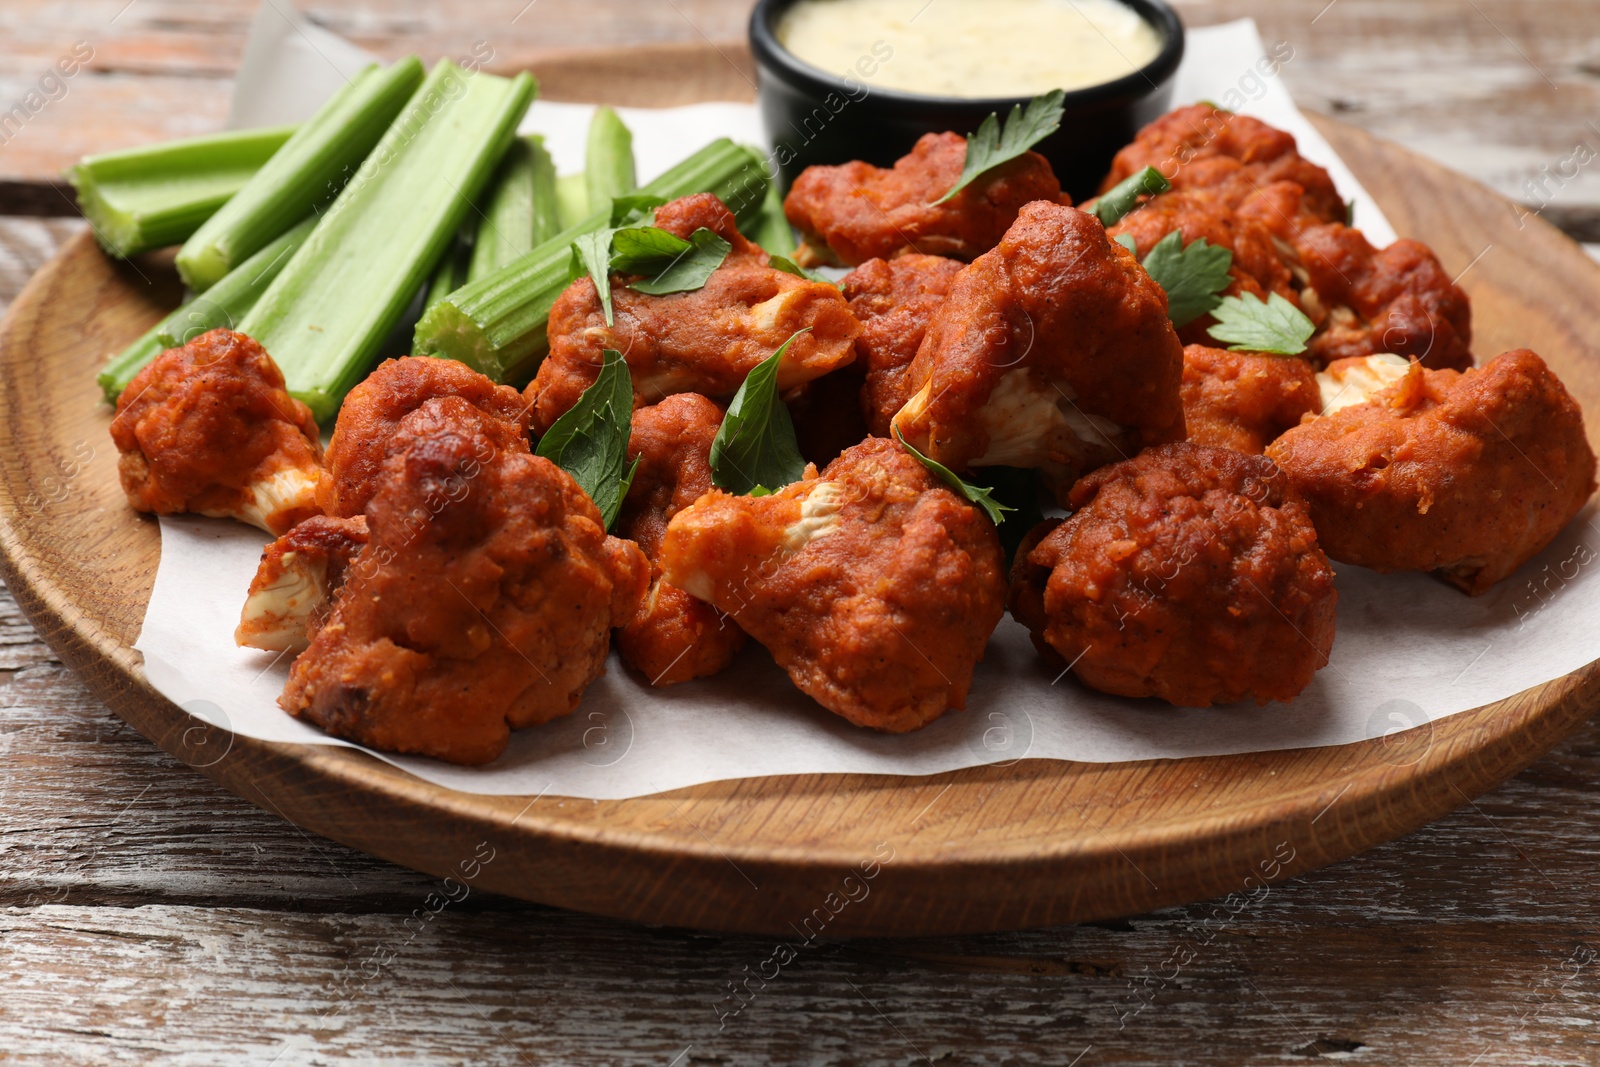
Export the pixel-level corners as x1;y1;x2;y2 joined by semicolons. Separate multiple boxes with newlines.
177;58;425;292
426;237;473;312
99;217;316;403
468;135;540;282
584;106;636;209
529;137;559;245
238;61;537;421
412;138;768;384
67;125;297;258
555;171;589;230
752;178;795;257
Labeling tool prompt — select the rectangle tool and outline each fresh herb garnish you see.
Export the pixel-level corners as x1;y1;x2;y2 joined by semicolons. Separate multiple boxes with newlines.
535;348;639;528
1139;231;1235;327
769;253;838;287
710;330;810;496
608;195;666;227
571;229;616;326
1345;198;1356;226
1206;292;1316;356
615;227;731;295
892;425;1013;526
1092;166;1172;227
936;89;1066;206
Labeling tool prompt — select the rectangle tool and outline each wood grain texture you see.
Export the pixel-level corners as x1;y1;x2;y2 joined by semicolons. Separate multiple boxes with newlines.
6;0;1600;236
1;44;1599;943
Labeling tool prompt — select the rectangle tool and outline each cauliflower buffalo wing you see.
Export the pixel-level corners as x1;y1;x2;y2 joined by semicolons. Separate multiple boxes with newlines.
892;200;1186;498
111;329;322;534
614;393;746;686
1266;349;1596;595
280;396;649;764
320;356;529;518
1010;442;1337;706
236;515;368;652
659;438;1007;732
1099;105;1345;230
1106;188;1301;345
1289;223;1473;370
1181;344;1320;454
527;192;858;435
840;253;965;437
784;131;1064;267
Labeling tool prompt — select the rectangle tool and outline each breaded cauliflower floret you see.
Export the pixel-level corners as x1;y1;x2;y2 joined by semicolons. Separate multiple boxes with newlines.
614;393;746;686
1099;105;1345;231
280;397;649;765
1266;349;1596;595
235;515;368;652
1181;344;1320;454
892;201;1186;499
1009;442;1337;706
526;192;859;435
784;132;1064;268
1106;188;1301;345
1289;223;1473;370
659;438;1007;732
110;329;323;534
840;253;965;437
320;356;529;518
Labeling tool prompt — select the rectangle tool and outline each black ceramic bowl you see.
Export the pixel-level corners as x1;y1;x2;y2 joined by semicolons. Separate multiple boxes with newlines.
749;0;1184;201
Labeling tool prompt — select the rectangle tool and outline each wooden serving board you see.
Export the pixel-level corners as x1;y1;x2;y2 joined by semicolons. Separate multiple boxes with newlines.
2;46;1598;937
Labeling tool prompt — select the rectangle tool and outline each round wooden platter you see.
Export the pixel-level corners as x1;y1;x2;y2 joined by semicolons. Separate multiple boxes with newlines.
3;46;1600;938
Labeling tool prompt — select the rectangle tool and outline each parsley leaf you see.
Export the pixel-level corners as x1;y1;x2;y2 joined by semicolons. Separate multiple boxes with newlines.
710;329;810;496
621;228;732;296
609;195;666;227
892;425;1014;526
1139;231;1235;327
1206;292;1316;356
1092;166;1171;227
1113;233;1139;256
571;230;616;327
936;89;1066;205
769;253;838;287
535;348;639;529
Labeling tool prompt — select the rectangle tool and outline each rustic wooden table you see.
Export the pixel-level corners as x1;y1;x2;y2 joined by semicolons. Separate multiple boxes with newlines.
3;2;1599;1064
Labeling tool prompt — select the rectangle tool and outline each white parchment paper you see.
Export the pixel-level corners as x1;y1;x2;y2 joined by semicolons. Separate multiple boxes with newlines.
134;9;1588;798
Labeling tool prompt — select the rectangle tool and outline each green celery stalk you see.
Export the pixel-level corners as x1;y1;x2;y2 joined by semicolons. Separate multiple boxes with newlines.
98;217;316;403
67;125;297;258
752;178;795;257
529;137;559;245
176;58;426;292
584;106;636;209
426;236;473;312
412;138;769;384
468;135;540;282
555;171;589;230
238;61;537;421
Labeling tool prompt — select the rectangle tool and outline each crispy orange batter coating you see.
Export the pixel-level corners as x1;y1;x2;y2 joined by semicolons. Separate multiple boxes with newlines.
1290;223;1473;370
236;515;368;652
892;201;1186;497
784;131;1064;267
527;192;859;435
614;393;746;686
841;253;965;436
111;329;322;535
281;397;649;764
1010;442;1337;706
659;438;1007;732
1181;344;1320;454
1100;105;1344;231
1266;349;1596;595
1107;188;1301;345
320;356;529;518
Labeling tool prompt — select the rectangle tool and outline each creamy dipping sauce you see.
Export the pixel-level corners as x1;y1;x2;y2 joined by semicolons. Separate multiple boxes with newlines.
776;0;1164;99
